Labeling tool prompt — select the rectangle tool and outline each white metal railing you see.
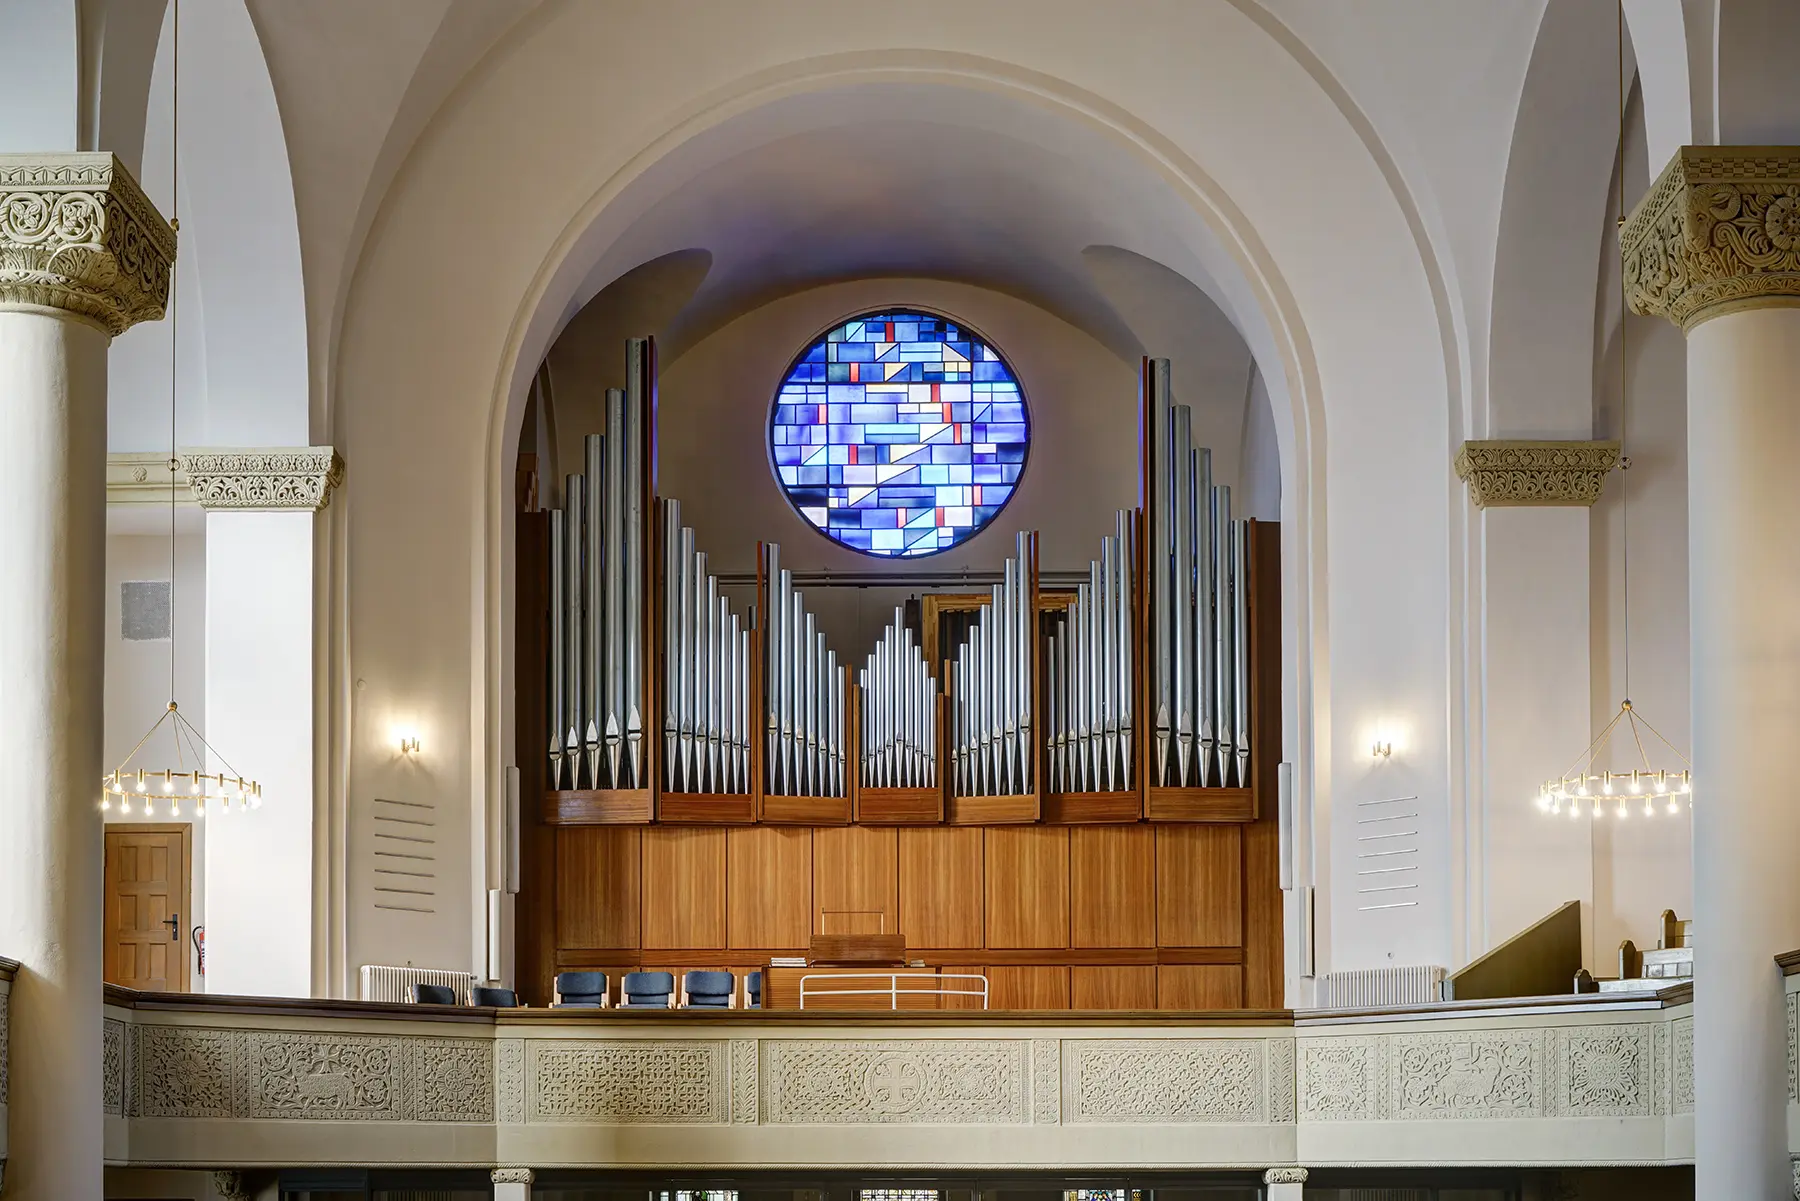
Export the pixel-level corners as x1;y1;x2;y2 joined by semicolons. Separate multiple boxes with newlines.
798;971;989;1009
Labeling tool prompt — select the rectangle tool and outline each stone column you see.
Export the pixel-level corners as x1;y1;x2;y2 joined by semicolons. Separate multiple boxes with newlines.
181;449;342;999
492;1167;535;1200
0;153;175;1201
1261;1167;1306;1199
1623;145;1800;1200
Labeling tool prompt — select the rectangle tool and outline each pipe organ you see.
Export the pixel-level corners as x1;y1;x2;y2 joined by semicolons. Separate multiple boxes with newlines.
1047;510;1136;794
859;608;938;790
1145;358;1252;792
949;532;1038;799
537;345;1267;826
761;543;848;800
662;499;751;794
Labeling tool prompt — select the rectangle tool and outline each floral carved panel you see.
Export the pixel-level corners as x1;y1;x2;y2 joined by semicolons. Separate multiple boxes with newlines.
1266;1038;1296;1125
1673;1017;1694;1115
138;1027;238;1118
1064;1039;1265;1124
245;1032;404;1120
1549;1025;1655;1118
731;1039;758;1124
1390;1031;1544;1120
103;1018;125;1116
530;1040;727;1124
413;1038;493;1122
761;1039;1028;1125
496;1038;525;1124
1299;1038;1381;1122
1032;1038;1060;1124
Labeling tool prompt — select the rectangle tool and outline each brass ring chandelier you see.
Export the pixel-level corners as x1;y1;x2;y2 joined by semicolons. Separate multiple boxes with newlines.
1538;699;1691;819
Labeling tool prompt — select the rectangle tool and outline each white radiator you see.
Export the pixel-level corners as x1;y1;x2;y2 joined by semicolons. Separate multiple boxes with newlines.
358;964;475;1005
1316;964;1445;1008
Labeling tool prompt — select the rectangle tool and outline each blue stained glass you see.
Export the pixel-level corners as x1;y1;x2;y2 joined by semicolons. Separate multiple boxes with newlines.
769;309;1030;557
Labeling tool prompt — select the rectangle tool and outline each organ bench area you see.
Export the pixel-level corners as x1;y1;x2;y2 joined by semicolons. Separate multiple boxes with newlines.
512;342;1281;1011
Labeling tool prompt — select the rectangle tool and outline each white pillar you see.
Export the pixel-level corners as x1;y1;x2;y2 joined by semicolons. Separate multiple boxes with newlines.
492;1167;535;1200
181;450;341;999
1622;146;1800;1200
1261;1167;1306;1199
0;153;175;1201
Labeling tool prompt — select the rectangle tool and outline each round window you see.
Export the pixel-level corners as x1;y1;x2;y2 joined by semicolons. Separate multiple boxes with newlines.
769;309;1030;557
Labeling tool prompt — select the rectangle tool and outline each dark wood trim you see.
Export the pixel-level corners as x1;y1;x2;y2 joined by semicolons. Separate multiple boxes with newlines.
1042;791;1140;824
1298;985;1689;1024
1144;787;1255;822
542;789;654;825
99;986;492;1023
657;793;758;824
0;955;19;982
856;787;942;824
946;793;1038;824
1778;949;1800;975
515;509;556;1007
761;794;852;824
498;1007;1293;1026
555;946;1245;968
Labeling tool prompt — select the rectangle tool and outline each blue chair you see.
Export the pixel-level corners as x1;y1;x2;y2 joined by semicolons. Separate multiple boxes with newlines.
408;982;459;1005
745;970;762;1009
682;970;736;1008
472;986;518;1007
554;971;610;1008
620;970;675;1008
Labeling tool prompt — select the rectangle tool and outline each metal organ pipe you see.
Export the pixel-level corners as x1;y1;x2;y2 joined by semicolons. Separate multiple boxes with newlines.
759;544;846;798
860;607;939;790
548;507;567;789
950;532;1033;797
1046;510;1135;793
563;474;586;788
1143;357;1252;789
657;507;750;794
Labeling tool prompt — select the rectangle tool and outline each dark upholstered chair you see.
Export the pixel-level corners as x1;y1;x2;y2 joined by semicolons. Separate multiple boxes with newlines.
745;970;762;1009
553;971;610;1008
682;970;735;1008
409;982;459;1005
620;970;675;1008
472;985;518;1007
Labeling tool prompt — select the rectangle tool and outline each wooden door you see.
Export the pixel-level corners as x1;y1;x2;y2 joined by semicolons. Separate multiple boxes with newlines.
104;824;191;992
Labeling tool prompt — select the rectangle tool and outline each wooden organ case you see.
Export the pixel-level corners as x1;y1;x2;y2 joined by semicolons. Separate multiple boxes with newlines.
514;344;1282;1011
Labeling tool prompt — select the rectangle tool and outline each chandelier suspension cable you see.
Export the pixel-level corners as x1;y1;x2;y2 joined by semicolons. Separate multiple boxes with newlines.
1617;0;1631;707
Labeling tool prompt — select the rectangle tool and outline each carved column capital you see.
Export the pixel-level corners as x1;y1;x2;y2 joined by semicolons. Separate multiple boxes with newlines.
492;1168;536;1184
178;447;344;512
1262;1168;1307;1184
0;152;175;336
1622;146;1800;330
1453;440;1620;509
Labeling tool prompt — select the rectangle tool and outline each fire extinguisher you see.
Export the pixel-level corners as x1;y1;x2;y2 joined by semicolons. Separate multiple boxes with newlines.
192;925;205;977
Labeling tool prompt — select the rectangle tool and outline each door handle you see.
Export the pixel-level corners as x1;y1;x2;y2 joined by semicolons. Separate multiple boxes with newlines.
164;911;179;941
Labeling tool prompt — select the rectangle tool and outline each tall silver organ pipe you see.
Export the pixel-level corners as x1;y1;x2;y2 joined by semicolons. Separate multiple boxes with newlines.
660;498;750;793
761;544;846;797
860;607;939;789
1048;510;1135;793
1146;357;1252;789
951;532;1034;797
544;346;651;792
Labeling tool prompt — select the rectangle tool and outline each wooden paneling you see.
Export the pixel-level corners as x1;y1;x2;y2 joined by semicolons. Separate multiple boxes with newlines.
1070;965;1158;1010
104;825;190;992
641;826;726;949
1242;810;1284;1008
1070;825;1155;948
987;965;1069;1009
514;511;557;1005
556;826;640;949
1157;964;1243;1010
728;825;812;949
897;825;984;948
985;826;1070;949
813;825;896;936
1156;824;1242;947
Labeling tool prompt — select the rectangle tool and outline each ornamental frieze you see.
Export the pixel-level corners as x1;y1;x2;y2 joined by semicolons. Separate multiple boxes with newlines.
178;447;345;512
1622;145;1800;330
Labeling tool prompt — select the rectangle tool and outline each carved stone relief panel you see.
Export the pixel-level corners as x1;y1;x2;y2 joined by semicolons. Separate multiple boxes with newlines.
1787;993;1797;1102
1063;1039;1265;1123
761;1039;1028;1125
245;1031;403;1120
414;1038;494;1122
1;984;10;1108
1266;1038;1296;1124
1389;1030;1544;1120
1548;1025;1655;1117
103;1018;125;1116
1299;1037;1382;1122
138;1027;238;1118
731;1039;758;1124
1032;1038;1059;1124
495;1038;525;1124
1673;1017;1694;1115
530;1039;727;1124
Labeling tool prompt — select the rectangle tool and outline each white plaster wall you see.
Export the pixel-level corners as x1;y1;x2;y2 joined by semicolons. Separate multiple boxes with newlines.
203;512;313;998
0;0;80;150
1238;368;1280;523
103;530;208;984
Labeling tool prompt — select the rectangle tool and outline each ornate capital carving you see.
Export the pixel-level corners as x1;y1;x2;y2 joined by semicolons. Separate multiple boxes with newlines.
1453;440;1619;509
0;153;175;336
179;447;344;512
1622;146;1800;330
492;1168;536;1184
1262;1168;1307;1185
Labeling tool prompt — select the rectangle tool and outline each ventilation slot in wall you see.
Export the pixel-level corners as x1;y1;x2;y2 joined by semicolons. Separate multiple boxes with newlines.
121;580;172;641
372;796;437;913
1355;793;1419;911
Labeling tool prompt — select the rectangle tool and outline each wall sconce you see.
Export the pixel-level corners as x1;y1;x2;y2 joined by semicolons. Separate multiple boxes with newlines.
1371;740;1393;759
399;734;422;755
